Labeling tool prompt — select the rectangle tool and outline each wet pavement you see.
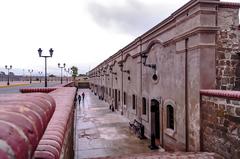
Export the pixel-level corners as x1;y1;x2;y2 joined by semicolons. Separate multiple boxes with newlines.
74;89;163;159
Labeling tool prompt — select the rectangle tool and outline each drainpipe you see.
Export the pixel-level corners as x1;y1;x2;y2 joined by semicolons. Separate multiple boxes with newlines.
185;38;189;152
111;66;114;112
161;99;164;147
139;37;143;123
121;50;124;115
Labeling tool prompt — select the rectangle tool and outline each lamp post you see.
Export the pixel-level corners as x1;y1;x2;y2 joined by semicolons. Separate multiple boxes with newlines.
5;65;12;85
38;71;43;83
64;68;70;83
22;69;25;81
38;48;53;87
58;63;65;84
28;69;33;84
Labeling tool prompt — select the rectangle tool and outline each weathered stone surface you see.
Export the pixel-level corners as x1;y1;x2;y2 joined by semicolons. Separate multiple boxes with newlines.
96;152;223;159
216;7;240;90
236;108;240;116
201;92;240;159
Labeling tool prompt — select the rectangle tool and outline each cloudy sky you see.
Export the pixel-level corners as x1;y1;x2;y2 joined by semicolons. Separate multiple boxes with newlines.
0;0;239;76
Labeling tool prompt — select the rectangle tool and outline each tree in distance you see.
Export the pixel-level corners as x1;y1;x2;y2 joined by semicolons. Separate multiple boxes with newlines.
71;66;78;80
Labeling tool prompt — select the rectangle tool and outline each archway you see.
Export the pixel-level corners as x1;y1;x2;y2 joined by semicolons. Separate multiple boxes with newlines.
149;99;160;149
114;89;118;110
100;86;104;100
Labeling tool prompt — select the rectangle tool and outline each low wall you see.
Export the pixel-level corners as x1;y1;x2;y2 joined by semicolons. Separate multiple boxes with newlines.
19;83;77;159
77;82;89;88
33;87;76;159
200;90;240;159
55;82;75;87
0;93;56;158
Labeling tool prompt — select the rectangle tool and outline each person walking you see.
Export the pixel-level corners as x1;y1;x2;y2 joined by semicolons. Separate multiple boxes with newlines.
78;94;81;104
82;92;85;101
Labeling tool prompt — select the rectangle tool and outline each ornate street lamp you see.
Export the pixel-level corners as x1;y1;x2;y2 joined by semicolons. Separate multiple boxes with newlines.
28;69;33;84
141;53;158;81
5;65;12;85
58;63;65;84
141;53;156;70
38;48;53;87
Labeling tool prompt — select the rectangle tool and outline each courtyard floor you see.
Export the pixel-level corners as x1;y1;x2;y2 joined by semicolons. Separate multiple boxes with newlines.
74;89;163;159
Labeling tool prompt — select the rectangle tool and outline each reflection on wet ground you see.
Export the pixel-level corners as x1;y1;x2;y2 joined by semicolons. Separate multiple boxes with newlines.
74;89;162;159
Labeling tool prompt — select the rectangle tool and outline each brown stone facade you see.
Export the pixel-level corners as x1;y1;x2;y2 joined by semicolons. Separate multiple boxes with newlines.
200;90;240;159
216;7;240;90
88;0;240;154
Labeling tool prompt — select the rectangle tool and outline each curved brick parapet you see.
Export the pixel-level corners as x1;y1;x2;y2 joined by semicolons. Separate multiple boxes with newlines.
34;87;76;159
0;93;56;159
200;89;240;99
19;82;75;94
20;88;57;93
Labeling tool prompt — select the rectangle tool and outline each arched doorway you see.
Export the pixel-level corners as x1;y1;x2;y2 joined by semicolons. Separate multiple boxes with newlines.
149;99;160;149
114;89;118;110
100;86;104;100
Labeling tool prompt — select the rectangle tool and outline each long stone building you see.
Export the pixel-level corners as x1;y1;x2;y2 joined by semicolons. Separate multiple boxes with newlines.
88;0;240;157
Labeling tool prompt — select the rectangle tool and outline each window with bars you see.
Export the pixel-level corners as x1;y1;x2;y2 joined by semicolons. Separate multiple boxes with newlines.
142;97;147;115
132;94;136;109
167;105;174;130
118;91;120;102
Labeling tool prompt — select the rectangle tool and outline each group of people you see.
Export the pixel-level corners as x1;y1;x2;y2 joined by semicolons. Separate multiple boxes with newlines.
78;92;85;104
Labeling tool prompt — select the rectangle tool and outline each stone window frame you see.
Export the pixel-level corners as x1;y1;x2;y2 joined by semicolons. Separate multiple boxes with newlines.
132;94;136;110
142;97;147;115
163;99;177;139
118;90;120;102
123;92;126;105
167;105;174;130
141;95;149;122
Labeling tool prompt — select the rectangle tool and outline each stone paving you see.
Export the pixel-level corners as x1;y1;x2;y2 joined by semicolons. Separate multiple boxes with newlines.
74;89;223;159
74;89;163;159
96;152;223;159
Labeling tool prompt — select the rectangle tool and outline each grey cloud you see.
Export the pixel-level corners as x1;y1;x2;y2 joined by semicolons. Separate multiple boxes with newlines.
86;0;172;36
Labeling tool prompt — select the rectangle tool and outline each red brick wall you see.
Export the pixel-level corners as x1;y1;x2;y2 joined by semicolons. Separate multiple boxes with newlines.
200;90;240;159
0;93;56;158
33;87;76;159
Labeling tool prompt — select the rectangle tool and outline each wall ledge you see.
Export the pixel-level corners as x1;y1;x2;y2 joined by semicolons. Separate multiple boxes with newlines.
219;2;240;8
200;89;240;99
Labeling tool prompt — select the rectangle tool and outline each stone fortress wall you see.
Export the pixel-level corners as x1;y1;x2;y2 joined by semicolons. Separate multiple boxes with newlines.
88;0;240;158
